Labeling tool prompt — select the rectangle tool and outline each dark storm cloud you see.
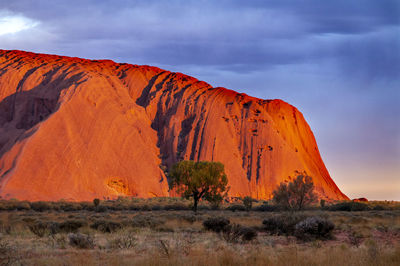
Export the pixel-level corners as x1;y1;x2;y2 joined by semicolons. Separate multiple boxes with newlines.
1;0;398;78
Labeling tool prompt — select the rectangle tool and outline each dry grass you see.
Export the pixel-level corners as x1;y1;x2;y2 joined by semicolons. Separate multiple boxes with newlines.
0;202;399;265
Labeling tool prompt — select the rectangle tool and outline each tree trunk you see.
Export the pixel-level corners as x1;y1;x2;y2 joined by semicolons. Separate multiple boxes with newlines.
193;197;199;213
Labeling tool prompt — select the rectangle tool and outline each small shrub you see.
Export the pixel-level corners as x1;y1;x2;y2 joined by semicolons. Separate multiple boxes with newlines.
95;205;108;212
15;201;31;211
208;194;224;210
372;205;385;211
21;217;36;224
376;224;389;233
254;203;278;212
131;215;165;229
243;196;253;211
47;222;61;235
294;216;335;241
180;214;196;224
239;226;258;241
203;217;230;233
262;213;307;235
155;226;175;232
162;203;189;211
59;220;85;233
320;199;326;208
47;234;67;249
221;224;257;243
93;198;100;207
30;201;52;212
197;205;211;211
350;202;370;211
109;233;137;249
59;202;82;211
28;221;48;237
0;238;19;265
348;230;363;247
328;202;369;211
0;221;11;234
226;204;246;212
221;224;242;243
80;202;94;210
139;205;151;211
68;233;94;249
90;220;122;233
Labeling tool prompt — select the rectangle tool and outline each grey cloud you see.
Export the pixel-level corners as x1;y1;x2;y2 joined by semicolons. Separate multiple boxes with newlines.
1;0;398;80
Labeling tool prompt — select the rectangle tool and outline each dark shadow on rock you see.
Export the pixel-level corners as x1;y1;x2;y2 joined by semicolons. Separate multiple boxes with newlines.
0;64;86;159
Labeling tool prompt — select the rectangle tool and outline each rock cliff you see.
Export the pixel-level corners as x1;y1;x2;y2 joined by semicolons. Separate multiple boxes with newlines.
0;50;348;201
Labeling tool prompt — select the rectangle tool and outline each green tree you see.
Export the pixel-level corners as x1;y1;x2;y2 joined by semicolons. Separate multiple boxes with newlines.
93;198;100;207
242;196;253;211
320;199;326;208
272;172;317;211
168;160;229;213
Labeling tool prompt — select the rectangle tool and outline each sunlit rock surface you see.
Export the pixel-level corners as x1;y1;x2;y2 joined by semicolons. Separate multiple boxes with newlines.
0;50;348;201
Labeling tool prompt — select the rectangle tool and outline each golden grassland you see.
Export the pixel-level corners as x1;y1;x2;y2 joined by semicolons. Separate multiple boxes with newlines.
0;199;399;265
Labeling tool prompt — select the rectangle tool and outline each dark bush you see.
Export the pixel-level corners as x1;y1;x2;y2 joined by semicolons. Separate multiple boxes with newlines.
93;198;100;207
197;205;211;211
294;216;335;241
30;202;52;212
59;202;82;212
95;205;108;212
128;205;141;211
239;226;258;241
328;202;369;211
372;205;385;211
80;202;94;211
162;203;190;211
109;233;137;249
0;238;19;265
221;224;242;243
254;204;278;212
221;224;257;243
155;226;175;233
68;233;94;249
348;231;363;247
350;202;370;211
59;220;85;233
203;217;230;233
150;205;162;211
0;221;11;234
226;204;246;212
90;220;122;233
180;214;196;224
243;196;253;211
131;215;165;229
262;213;307;235
140;205;151;211
14;201;31;211
22;217;36;224
28;221;48;237
47;222;61;235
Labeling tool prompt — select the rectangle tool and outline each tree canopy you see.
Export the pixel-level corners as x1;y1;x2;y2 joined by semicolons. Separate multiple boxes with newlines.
168;160;229;212
272;171;317;210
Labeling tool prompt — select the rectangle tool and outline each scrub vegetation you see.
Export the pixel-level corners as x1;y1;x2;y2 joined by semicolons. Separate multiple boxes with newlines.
0;198;399;265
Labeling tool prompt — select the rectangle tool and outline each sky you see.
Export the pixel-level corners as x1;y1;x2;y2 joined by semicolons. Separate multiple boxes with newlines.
0;0;399;200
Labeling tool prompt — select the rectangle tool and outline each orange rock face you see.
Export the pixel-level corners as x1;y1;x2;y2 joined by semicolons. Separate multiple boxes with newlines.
0;50;348;201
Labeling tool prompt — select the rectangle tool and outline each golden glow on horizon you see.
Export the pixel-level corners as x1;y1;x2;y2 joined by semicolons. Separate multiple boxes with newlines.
331;164;400;201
